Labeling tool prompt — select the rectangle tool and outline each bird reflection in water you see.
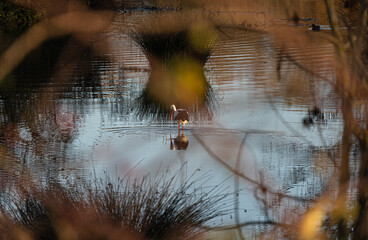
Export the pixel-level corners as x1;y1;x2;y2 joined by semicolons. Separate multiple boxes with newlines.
170;133;189;150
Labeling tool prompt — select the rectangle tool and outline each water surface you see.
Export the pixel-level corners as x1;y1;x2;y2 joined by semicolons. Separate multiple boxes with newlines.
0;11;341;235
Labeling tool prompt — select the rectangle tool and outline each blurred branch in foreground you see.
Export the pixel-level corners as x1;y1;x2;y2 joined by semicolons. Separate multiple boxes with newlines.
268;0;368;238
0;10;112;83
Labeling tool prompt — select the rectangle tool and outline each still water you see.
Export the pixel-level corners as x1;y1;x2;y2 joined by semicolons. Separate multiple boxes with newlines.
0;11;341;235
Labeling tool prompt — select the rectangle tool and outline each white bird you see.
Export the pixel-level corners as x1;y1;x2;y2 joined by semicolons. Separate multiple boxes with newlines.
170;105;189;132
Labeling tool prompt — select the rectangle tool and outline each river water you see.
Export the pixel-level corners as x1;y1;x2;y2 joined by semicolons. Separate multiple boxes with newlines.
0;10;342;237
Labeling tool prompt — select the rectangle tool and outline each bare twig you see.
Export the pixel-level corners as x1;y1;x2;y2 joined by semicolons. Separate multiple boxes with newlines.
193;132;313;203
265;92;314;146
234;133;248;240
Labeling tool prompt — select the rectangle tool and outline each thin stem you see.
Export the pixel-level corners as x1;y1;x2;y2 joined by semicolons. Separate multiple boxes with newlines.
193;132;313;203
234;133;248;240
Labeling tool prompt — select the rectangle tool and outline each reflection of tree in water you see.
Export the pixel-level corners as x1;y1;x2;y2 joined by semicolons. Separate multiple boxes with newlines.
132;24;216;122
0;36;113;164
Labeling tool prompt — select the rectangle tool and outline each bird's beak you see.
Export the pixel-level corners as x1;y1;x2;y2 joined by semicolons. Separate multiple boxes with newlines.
170;111;173;122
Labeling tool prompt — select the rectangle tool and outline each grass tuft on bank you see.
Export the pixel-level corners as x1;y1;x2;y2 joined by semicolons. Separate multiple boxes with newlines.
0;173;230;239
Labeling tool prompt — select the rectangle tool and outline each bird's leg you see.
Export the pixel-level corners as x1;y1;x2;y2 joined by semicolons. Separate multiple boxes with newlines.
178;123;181;132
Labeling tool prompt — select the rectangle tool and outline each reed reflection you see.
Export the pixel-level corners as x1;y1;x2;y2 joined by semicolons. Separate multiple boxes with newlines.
132;16;216;121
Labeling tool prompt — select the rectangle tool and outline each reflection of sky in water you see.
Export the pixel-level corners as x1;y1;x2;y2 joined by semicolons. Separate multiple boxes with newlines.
67;17;341;227
0;12;341;231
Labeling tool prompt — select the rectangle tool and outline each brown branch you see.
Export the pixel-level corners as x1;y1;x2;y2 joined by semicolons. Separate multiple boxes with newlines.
284;52;368;125
358;1;368;41
283;54;333;85
265;91;314;146
0;11;111;83
336;121;351;238
324;0;343;44
202;220;279;231
234;133;248;240
193;132;313;203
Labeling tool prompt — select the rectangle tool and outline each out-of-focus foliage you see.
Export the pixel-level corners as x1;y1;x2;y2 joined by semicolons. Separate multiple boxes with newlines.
0;0;42;33
2;0;368;239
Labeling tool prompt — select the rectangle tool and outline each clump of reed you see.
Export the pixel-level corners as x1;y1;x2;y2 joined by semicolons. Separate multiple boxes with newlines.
0;173;229;239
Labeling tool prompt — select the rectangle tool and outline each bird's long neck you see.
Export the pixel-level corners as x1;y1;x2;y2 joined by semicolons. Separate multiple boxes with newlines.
172;106;177;112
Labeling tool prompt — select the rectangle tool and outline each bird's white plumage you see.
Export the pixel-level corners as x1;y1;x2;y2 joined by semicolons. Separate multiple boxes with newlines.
170;105;189;131
170;105;177;112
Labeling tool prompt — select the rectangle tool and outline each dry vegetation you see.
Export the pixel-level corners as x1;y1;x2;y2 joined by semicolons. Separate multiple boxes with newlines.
1;0;368;239
0;173;230;239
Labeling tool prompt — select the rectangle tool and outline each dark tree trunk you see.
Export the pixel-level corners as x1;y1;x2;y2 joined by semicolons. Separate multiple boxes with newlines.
353;139;368;239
